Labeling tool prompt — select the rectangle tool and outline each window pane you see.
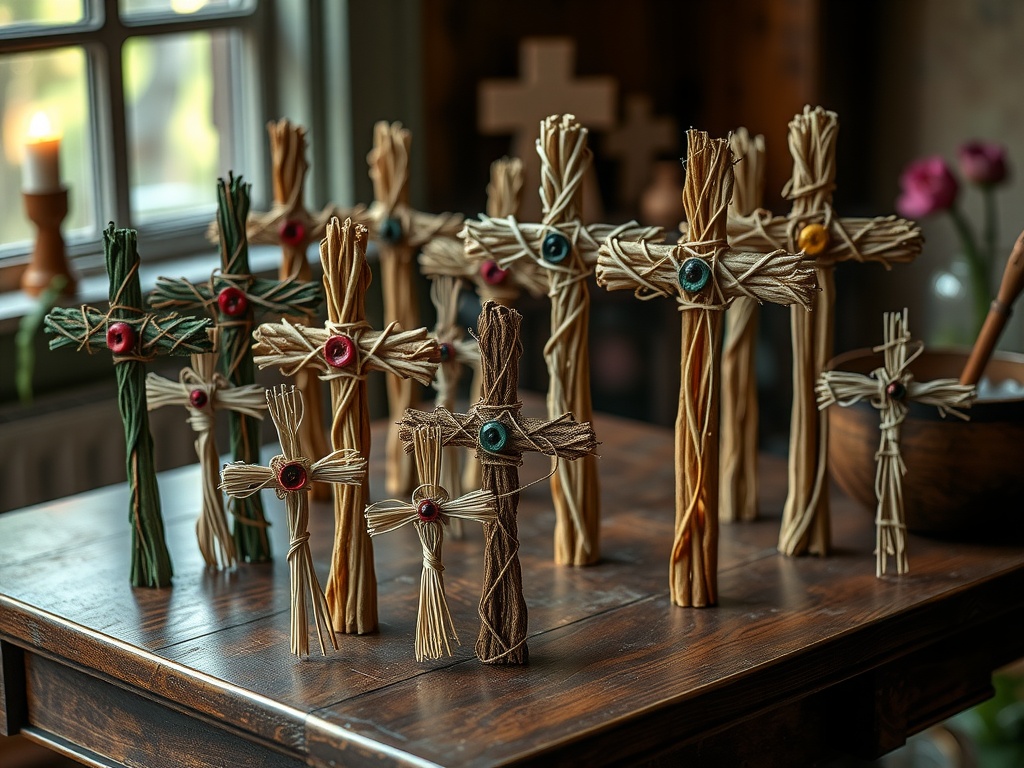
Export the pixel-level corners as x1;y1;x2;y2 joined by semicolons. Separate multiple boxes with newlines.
124;31;224;224
0;47;94;246
119;0;248;19
0;0;84;29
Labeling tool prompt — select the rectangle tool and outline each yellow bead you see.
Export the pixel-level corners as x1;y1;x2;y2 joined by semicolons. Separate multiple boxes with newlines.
797;223;830;256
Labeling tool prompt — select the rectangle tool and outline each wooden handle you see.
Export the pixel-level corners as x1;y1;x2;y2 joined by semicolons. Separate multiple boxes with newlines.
960;229;1024;385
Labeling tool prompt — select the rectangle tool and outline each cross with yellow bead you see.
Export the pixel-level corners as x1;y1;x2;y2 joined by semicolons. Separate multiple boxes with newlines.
724;106;923;559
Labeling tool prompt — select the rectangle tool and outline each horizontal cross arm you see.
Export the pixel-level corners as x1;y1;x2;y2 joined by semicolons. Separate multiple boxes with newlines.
419;237;472;280
246;277;322;317
45;306;213;358
148;276;213;312
581;221;664;264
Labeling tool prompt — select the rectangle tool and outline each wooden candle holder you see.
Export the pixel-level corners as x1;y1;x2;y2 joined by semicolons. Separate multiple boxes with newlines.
22;188;76;297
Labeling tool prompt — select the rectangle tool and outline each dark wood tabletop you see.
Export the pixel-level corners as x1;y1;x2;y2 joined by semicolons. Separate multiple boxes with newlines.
1;404;1022;767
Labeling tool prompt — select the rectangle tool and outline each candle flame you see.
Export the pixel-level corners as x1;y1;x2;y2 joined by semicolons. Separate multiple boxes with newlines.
27;111;60;142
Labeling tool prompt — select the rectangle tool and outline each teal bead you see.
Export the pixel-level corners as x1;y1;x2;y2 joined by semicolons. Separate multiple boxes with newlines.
678;257;711;293
478;420;509;453
541;231;571;264
380;217;402;243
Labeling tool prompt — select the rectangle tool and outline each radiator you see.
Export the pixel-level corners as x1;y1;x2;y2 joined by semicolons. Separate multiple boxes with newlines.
0;383;199;513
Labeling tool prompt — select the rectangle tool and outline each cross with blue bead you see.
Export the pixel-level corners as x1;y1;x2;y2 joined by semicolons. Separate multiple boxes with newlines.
398;300;598;665
596;129;818;609
462;114;662;568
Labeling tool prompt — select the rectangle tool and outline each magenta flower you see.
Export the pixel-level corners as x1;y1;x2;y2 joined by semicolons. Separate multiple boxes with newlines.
957;140;1008;186
895;156;959;218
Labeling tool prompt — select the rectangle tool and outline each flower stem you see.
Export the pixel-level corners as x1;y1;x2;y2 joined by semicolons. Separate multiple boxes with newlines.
949;206;990;336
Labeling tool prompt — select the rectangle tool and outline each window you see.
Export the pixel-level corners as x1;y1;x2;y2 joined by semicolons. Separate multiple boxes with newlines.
0;0;268;273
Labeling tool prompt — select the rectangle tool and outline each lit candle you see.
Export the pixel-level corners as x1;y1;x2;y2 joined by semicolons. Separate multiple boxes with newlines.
23;111;62;194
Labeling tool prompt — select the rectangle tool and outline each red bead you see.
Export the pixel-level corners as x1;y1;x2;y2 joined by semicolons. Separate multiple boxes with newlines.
438;342;453;362
105;322;136;354
324;335;356;368
480;260;508;286
217;286;248;317
189;389;208;409
278;219;306;247
417;499;441;523
886;381;907;401
278;462;308;491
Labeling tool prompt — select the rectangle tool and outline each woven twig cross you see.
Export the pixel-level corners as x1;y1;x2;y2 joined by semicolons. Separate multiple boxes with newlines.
366;425;496;662
221;385;366;657
816;310;974;576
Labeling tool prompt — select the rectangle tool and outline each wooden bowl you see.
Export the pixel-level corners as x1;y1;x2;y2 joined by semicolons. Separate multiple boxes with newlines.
826;348;1024;540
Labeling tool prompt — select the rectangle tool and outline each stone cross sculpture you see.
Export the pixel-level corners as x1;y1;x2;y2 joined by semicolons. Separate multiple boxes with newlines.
597;130;818;608
463;114;661;566
365;121;464;497
816;310;974;576
221;385;367;658
366;424;496;662
398;301;598;664
145;333;266;570
151;175;322;563
726;106;923;557
720;127;767;523
44;223;213;587
252;217;439;635
241;120;371;481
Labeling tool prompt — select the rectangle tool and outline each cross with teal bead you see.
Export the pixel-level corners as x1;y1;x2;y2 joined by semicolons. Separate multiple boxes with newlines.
398;300;598;665
462;114;662;568
816;309;974;577
363;121;464;498
44;223;214;588
149;174;323;565
596;129;818;608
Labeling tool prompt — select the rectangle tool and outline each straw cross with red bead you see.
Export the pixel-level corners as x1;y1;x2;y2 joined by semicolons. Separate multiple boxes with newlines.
816;310;974;577
220;385;367;658
252;217;439;636
44;223;213;588
149;175;322;565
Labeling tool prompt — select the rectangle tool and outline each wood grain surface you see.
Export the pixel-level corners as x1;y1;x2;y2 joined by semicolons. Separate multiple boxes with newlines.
1;402;1022;767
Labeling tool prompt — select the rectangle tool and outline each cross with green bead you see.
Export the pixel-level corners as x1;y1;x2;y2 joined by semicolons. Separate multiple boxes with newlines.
398;300;598;665
44;223;214;588
149;175;322;564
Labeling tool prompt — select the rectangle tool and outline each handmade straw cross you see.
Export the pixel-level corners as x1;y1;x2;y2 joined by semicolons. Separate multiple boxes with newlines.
725;106;923;558
720;127;767;523
597;130;817;607
253;217;439;635
399;301;598;664
150;175;322;563
145;332;266;570
817;310;974;576
220;385;366;657
366;121;464;497
44;224;213;587
419;156;543;491
462;114;661;566
366;424;496;662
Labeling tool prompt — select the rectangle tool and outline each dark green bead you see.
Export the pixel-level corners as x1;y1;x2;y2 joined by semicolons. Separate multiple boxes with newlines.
380;217;402;243
541;231;571;264
478;420;509;453
678;257;711;293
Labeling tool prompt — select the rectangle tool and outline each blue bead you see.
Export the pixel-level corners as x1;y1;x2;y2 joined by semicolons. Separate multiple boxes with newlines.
541;231;571;264
678;257;711;293
380;217;402;243
478;420;509;453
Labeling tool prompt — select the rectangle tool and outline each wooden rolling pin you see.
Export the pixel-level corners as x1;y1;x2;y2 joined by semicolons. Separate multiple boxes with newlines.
960;228;1024;385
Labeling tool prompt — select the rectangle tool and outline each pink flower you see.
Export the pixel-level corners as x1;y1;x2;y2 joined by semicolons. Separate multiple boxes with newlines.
895;156;958;218
957;140;1008;186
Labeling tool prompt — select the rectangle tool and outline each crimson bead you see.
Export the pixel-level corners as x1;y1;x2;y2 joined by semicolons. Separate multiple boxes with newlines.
480;260;508;286
278;462;308;491
417;499;441;523
439;342;454;362
217;286;248;317
324;335;356;368
105;322;136;354
189;389;208;409
278;219;306;247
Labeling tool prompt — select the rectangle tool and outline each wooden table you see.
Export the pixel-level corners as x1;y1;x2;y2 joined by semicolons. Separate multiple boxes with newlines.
1;406;1022;767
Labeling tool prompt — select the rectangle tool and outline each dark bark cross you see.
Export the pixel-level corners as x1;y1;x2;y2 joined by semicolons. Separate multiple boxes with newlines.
44;223;213;588
399;300;597;665
149;175;322;564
